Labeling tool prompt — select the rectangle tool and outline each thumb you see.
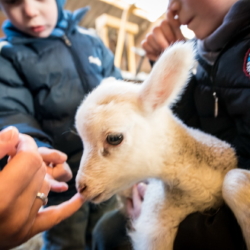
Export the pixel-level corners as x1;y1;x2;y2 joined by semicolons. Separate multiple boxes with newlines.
137;182;147;200
166;10;185;41
0;127;19;159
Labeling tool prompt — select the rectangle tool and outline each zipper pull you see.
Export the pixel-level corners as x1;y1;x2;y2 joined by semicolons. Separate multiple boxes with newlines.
62;35;72;46
213;92;218;118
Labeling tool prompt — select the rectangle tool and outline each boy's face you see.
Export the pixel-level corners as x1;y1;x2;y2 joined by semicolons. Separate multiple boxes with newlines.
0;0;58;38
168;0;238;39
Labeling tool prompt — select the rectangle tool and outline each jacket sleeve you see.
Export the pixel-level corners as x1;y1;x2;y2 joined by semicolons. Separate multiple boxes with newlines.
0;55;52;148
174;203;246;250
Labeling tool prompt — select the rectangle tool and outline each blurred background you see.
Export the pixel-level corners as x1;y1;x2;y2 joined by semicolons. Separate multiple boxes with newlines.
0;0;194;80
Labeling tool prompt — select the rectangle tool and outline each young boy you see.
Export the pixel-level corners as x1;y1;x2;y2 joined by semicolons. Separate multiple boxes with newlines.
0;0;121;249
140;0;250;249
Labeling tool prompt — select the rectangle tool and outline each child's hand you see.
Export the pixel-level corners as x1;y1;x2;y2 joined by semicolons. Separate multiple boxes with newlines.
141;10;185;61
38;147;73;193
126;182;147;221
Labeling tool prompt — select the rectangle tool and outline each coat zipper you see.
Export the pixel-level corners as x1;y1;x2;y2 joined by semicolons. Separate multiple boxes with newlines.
62;34;72;46
209;60;219;118
213;92;218;118
61;34;90;94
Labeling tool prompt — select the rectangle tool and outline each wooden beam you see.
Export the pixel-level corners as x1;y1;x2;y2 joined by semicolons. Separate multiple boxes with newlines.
0;12;6;37
126;33;136;74
99;0;150;20
95;4;139;74
95;13;139;35
114;4;136;68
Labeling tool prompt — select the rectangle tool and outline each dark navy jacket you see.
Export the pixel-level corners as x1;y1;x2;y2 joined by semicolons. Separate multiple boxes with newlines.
172;24;250;250
174;26;250;171
0;7;122;195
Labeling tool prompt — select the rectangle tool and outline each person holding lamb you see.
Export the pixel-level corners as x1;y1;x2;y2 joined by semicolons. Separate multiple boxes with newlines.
84;0;250;249
139;0;250;249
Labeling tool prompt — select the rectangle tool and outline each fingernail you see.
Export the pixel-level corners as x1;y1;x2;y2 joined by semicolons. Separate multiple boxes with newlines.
0;127;16;141
138;183;147;192
58;151;67;161
61;153;67;160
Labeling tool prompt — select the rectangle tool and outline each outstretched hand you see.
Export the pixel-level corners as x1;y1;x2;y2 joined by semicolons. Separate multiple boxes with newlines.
0;127;85;249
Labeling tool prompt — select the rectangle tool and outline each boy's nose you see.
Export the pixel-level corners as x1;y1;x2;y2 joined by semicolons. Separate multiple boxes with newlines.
22;0;39;18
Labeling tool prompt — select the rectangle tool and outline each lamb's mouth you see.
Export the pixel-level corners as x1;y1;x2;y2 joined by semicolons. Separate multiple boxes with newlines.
90;191;112;204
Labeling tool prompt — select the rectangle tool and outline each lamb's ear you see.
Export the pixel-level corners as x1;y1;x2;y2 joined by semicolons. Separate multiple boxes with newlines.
138;41;194;113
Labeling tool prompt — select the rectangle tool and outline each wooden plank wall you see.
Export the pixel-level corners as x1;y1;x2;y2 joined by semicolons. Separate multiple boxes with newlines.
0;11;6;37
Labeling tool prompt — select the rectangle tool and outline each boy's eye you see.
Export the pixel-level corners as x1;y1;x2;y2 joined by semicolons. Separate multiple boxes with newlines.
106;133;123;145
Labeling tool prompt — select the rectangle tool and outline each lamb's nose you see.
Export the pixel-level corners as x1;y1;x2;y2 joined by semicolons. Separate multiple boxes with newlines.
78;184;87;194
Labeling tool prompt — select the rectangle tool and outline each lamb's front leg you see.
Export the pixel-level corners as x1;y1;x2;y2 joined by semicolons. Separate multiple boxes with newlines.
129;180;192;250
223;169;250;250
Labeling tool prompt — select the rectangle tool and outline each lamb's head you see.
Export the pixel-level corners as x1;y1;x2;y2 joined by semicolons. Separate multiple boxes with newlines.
75;42;194;203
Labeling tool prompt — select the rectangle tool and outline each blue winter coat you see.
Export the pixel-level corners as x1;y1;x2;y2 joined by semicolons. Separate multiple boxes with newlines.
0;6;122;195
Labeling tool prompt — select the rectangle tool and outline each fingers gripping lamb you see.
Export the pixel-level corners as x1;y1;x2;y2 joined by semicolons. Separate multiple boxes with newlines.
75;42;248;250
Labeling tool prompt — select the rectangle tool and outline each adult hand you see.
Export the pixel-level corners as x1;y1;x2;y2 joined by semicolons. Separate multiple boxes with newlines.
0;127;85;249
38;147;73;193
141;8;185;61
0;126;19;158
126;182;147;221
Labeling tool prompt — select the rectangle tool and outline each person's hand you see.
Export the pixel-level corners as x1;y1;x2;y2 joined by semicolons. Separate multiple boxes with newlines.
38;147;73;193
0;127;85;249
126;182;147;221
141;9;185;61
0;126;19;158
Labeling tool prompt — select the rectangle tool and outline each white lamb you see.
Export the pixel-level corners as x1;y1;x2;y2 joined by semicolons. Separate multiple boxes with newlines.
75;42;250;250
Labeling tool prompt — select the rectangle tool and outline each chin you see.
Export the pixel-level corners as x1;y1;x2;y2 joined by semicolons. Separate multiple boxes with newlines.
192;30;204;40
34;32;51;38
91;191;113;204
196;27;218;40
27;30;51;38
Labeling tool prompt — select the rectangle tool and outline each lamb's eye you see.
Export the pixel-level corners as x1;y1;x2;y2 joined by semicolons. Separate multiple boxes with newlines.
106;134;123;145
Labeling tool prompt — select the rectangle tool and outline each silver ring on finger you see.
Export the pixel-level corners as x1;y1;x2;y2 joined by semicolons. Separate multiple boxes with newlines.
36;192;48;206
